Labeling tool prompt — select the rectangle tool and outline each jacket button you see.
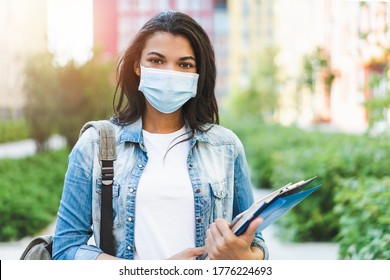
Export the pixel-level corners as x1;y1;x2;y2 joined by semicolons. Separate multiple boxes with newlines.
196;188;201;193
188;163;193;168
197;218;202;223
129;188;134;193
127;246;132;250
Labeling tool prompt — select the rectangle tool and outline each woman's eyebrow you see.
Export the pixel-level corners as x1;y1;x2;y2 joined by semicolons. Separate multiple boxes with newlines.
178;56;196;61
146;51;165;58
146;51;195;61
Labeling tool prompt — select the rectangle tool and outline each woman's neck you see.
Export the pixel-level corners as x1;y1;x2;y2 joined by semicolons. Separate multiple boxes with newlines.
142;107;184;134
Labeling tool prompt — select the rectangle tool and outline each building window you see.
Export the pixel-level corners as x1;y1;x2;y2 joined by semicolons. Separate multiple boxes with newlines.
215;0;227;10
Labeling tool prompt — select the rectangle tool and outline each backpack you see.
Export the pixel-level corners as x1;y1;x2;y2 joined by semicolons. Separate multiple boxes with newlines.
20;235;53;260
20;120;116;260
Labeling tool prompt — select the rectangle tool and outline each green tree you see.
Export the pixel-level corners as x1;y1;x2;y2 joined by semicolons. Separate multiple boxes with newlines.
229;47;280;122
23;52;58;152
364;67;390;131
299;47;335;94
298;46;336;122
56;53;115;148
23;50;116;150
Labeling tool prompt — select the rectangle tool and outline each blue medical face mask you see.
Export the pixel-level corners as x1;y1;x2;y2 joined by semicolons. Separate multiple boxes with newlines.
138;65;199;114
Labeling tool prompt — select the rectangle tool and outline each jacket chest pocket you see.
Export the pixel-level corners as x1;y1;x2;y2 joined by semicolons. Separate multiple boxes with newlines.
209;180;231;221
94;179;121;228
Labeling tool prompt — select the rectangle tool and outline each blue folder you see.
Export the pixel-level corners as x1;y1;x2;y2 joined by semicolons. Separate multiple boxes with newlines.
198;177;319;260
233;183;320;235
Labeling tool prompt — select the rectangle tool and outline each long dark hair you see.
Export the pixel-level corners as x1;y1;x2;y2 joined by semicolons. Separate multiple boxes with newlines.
113;11;219;130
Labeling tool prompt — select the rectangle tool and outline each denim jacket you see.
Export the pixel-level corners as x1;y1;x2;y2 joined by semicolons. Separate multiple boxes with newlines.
53;118;269;260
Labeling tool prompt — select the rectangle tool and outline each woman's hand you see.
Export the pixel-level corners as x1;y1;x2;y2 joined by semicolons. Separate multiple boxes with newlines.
96;253;121;260
205;217;264;260
167;247;206;260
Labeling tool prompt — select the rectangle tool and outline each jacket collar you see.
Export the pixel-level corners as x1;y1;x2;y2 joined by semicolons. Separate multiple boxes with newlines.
119;118;143;144
119;117;213;145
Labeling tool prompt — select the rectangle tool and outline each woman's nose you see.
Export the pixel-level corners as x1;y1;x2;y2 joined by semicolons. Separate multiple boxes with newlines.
164;63;177;71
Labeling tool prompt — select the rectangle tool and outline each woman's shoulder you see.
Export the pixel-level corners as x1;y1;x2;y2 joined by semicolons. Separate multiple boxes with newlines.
197;123;242;146
77;120;125;146
70;120;135;160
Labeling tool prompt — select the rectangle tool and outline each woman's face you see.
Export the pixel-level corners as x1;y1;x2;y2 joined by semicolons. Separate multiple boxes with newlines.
134;32;197;75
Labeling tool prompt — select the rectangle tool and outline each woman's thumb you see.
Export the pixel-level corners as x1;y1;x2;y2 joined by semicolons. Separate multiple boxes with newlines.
240;217;263;242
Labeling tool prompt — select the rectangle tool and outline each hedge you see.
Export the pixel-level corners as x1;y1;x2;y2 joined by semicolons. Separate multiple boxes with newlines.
223;117;390;252
0;149;68;241
334;177;390;259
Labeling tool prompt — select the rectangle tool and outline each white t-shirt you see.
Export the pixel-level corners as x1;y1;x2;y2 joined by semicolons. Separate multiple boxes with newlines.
133;126;195;260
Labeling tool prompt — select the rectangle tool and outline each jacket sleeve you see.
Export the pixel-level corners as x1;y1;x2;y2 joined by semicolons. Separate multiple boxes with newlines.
52;128;103;260
232;136;269;260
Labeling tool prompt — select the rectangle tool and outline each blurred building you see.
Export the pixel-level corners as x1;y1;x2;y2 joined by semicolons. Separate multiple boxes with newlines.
214;0;230;100
93;0;229;98
227;0;390;133
273;0;332;128
2;0;389;134
46;0;93;66
227;0;274;90
326;0;368;132
0;0;47;119
269;0;390;133
354;1;390;132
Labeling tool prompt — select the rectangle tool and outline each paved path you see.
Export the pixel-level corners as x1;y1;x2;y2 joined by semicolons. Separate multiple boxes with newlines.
0;135;66;158
0;138;338;260
0;222;56;260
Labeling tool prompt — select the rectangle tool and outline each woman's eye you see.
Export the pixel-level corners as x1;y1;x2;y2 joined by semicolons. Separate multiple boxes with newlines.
180;62;193;68
150;58;163;64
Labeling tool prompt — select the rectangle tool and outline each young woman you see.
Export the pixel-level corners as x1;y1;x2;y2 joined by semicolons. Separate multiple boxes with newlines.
53;11;269;260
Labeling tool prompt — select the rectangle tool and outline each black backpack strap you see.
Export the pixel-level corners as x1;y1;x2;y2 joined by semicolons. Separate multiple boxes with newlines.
80;120;116;256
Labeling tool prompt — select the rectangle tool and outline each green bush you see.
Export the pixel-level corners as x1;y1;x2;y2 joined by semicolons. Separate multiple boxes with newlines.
0;149;68;241
0;120;30;143
222;116;390;244
268;132;390;242
334;177;390;259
